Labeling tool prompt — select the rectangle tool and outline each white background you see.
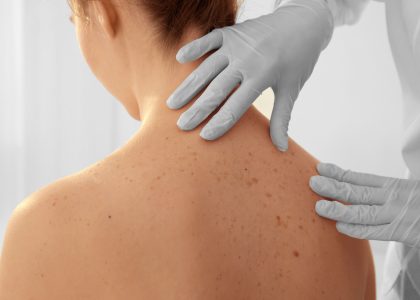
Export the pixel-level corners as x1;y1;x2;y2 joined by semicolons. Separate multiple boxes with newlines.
0;0;405;294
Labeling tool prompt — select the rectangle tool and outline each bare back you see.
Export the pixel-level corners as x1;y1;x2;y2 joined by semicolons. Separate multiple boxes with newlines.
0;108;375;299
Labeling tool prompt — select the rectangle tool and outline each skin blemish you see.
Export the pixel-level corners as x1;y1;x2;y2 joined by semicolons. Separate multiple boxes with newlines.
265;192;272;198
251;177;258;184
52;202;56;207
246;181;253;187
276;215;288;229
244;167;248;171
312;218;316;223
275;271;283;280
298;225;303;230
108;215;112;219
156;176;161;180
293;250;300;257
248;152;253;157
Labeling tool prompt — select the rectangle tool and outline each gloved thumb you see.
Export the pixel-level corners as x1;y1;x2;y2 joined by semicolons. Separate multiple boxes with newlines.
270;87;296;152
176;30;223;64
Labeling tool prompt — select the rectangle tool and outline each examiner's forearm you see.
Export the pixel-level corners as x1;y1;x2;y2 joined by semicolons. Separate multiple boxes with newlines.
274;0;370;26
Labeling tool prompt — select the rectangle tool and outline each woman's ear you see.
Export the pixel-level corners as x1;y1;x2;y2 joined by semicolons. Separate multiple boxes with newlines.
91;1;119;38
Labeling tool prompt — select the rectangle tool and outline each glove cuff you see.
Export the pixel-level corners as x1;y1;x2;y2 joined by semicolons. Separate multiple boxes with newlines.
275;0;334;50
325;0;369;26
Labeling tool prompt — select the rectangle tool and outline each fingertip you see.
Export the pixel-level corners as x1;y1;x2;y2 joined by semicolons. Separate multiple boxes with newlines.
270;132;288;153
276;144;288;152
316;162;329;174
176;49;189;64
336;222;344;232
176;41;196;63
176;116;188;131
336;222;351;233
315;200;328;213
166;95;178;110
200;127;217;140
317;162;341;177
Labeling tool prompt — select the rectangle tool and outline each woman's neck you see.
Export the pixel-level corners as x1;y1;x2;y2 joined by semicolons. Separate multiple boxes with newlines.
123;34;270;155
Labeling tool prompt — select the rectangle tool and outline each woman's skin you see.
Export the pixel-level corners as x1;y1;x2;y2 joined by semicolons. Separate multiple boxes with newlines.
0;1;375;299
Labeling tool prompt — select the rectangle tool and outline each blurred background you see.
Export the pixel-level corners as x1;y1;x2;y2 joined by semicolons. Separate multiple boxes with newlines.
0;0;405;294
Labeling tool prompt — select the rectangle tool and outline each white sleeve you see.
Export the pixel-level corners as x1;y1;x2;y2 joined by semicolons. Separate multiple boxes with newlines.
325;0;370;26
274;0;370;26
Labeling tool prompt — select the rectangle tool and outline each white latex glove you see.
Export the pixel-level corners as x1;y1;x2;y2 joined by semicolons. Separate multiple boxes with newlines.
166;0;333;151
324;0;369;26
310;163;420;248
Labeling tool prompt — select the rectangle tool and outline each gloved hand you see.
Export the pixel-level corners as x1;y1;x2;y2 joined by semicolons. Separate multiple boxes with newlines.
166;0;333;151
310;162;420;248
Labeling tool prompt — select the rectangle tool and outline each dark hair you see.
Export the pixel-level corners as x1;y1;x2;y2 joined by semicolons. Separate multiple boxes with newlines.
69;0;238;47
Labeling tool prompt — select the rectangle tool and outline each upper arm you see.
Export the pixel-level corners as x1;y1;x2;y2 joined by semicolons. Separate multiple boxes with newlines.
0;178;89;300
0;189;58;299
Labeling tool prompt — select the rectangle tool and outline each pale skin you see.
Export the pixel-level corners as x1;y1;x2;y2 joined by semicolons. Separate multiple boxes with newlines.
0;1;375;299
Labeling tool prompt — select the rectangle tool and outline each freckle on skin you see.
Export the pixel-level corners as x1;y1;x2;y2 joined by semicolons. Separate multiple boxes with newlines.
298;225;303;230
265;193;272;198
108;215;112;219
293;250;300;257
252;177;258;184
276;216;281;226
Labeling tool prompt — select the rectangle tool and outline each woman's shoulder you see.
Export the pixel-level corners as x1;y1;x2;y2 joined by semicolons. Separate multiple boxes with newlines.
0;159;124;298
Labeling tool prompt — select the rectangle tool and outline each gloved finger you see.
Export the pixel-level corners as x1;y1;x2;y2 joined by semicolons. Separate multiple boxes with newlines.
199;82;261;140
317;162;389;188
270;89;295;152
316;200;390;225
176;29;223;64
166;54;229;109
336;222;389;241
177;69;241;130
310;176;385;205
